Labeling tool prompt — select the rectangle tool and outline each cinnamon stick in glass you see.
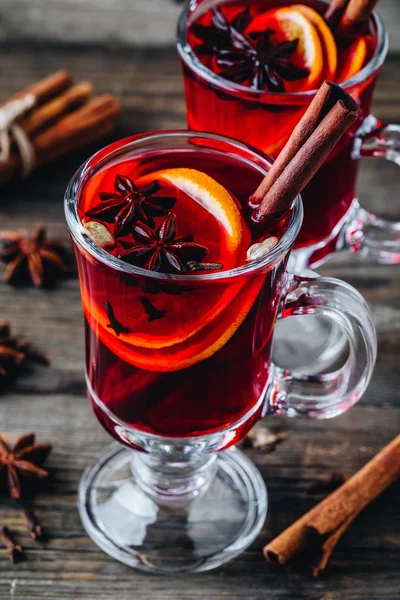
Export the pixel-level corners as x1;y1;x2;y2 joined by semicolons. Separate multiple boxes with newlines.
324;0;351;29
264;435;400;576
251;81;359;221
337;0;379;37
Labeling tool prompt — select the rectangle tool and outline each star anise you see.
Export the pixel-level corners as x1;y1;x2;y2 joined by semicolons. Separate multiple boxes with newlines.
0;321;49;383
0;433;52;500
192;7;309;92
85;174;176;236
140;297;167;322
104;301;130;337
243;427;286;453
0;227;70;288
0;526;24;563
119;212;208;273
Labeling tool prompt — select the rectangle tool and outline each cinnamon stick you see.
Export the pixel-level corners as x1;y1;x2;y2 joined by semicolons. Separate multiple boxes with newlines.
337;0;379;37
0;95;121;185
20;81;94;137
34;95;121;161
324;0;351;30
251;81;359;220
264;435;400;576
4;70;73;109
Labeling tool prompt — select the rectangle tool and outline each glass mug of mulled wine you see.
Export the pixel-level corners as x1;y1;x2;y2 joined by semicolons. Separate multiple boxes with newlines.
65;131;376;573
178;0;400;270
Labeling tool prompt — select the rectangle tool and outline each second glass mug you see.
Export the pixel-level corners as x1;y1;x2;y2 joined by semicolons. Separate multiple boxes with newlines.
178;0;400;270
65;131;376;573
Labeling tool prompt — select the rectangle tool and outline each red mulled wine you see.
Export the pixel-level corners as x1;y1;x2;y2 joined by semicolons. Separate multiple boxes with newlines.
179;0;378;261
74;135;291;443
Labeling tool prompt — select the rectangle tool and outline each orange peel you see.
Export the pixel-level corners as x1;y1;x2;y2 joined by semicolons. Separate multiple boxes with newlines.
248;7;325;92
293;4;338;81
337;37;368;83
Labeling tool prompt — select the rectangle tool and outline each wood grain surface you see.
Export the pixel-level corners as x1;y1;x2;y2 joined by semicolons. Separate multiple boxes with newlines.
0;0;399;51
0;43;399;600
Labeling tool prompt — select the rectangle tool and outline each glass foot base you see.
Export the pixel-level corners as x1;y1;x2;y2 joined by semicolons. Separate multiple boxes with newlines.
78;444;267;573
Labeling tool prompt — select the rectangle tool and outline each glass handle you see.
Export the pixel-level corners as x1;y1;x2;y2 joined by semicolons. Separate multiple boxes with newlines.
268;273;377;419
342;115;400;263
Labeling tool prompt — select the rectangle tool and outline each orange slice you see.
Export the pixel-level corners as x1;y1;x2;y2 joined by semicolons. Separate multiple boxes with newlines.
79;276;245;350
79;168;256;368
84;274;263;371
337;37;368;83
136;168;246;265
247;7;324;91
292;4;337;81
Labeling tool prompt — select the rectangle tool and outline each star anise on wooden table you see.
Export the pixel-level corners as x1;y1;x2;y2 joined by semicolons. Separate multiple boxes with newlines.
118;212;208;273
0;227;70;288
0;433;52;500
0;526;24;563
85;174;176;236
0;321;49;383
243;427;286;453
192;7;309;91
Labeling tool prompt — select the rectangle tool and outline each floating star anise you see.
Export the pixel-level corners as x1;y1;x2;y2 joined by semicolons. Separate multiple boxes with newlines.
0;433;52;500
140;297;167;322
192;7;309;92
104;301;130;337
85;174;176;236
119;212;208;273
0;321;49;383
0;227;70;288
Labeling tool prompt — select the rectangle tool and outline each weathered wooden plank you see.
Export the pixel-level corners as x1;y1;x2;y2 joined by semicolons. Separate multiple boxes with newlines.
0;0;183;47
0;0;399;53
0;46;399;599
0;397;399;598
0;48;398;220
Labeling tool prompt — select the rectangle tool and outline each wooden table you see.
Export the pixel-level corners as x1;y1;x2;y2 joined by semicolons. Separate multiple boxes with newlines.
0;46;399;599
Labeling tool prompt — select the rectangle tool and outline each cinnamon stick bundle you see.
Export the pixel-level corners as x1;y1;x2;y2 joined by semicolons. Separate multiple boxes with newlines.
264;435;400;576
251;81;360;221
0;95;120;186
0;71;121;186
20;81;94;137
4;70;73;108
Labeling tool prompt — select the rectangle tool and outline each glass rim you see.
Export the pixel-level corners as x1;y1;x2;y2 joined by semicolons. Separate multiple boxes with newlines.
64;130;303;282
177;0;388;100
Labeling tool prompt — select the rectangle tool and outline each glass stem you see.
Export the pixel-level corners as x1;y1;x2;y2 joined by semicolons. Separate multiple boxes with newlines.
131;451;218;503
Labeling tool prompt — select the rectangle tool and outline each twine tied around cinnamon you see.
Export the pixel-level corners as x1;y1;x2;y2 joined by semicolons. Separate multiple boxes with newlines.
0;94;36;177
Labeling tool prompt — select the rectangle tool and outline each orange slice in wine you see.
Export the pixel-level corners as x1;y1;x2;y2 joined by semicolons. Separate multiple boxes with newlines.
79;275;245;350
136;168;246;267
80;168;254;365
247;7;325;91
337;37;368;83
292;4;338;81
83;274;263;371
